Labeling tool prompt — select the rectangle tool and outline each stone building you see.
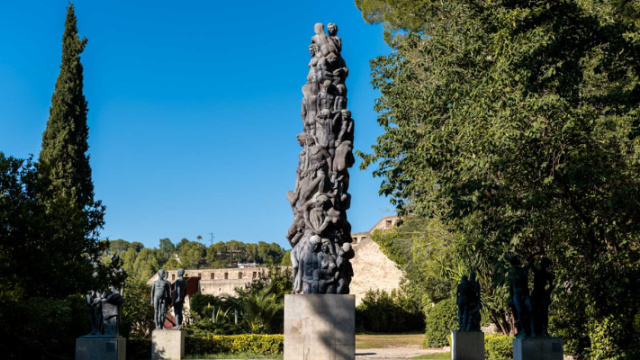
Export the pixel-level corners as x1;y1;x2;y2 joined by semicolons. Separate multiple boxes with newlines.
147;216;403;306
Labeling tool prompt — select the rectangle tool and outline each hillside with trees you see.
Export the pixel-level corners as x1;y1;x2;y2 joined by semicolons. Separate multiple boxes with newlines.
106;238;288;283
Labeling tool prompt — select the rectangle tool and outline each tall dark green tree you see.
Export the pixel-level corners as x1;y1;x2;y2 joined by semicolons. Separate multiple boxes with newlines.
36;3;105;294
40;3;94;210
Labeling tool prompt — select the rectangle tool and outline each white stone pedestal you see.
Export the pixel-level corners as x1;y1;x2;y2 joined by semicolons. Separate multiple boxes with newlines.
75;336;126;360
451;331;484;360
284;294;355;360
152;330;185;360
513;337;563;360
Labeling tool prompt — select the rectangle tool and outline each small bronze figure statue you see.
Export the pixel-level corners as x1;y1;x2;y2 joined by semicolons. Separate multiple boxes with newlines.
530;257;554;337
456;272;482;332
508;255;533;338
101;286;124;336
173;268;187;330
467;272;482;331
151;269;171;329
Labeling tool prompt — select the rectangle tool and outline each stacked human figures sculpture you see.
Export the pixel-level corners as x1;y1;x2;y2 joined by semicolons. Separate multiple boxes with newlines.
456;272;482;332
287;23;355;294
508;255;555;338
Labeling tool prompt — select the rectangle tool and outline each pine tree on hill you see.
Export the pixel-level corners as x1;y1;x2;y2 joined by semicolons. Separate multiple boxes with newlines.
40;3;93;209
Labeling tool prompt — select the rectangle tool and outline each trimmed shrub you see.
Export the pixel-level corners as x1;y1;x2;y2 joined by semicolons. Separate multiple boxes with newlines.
186;334;284;355
484;334;512;360
423;298;457;348
356;289;425;333
127;335;283;359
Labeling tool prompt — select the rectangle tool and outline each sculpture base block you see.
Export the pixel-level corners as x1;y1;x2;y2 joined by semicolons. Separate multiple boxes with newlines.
75;336;126;360
152;329;185;360
513;337;563;360
451;331;484;360
284;294;355;360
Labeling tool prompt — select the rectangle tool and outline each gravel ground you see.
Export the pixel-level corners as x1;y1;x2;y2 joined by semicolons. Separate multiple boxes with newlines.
356;346;449;359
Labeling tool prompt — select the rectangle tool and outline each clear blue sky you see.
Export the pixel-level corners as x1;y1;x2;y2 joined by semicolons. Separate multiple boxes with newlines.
0;0;394;250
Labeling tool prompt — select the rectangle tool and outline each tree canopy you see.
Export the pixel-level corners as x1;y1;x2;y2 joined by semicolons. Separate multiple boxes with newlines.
357;0;640;356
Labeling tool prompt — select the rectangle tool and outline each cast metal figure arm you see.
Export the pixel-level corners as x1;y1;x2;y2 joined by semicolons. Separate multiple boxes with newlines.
318;146;333;175
150;282;155;305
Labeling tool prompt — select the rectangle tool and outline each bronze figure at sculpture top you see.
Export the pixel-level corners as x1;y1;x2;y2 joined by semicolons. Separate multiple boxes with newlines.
287;23;355;294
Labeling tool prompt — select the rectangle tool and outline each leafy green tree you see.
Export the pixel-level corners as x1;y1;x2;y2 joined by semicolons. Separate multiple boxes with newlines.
280;250;292;266
162;257;181;270
131;248;159;282
121;246;138;275
121;280;154;338
356;0;640;355
129;241;144;252
182;244;206;269
0;154;104;359
157;238;175;266
108;239;130;253
0;154;101;297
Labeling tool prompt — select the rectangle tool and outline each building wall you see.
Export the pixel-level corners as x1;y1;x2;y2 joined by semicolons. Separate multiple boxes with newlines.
147;267;272;296
350;216;403;305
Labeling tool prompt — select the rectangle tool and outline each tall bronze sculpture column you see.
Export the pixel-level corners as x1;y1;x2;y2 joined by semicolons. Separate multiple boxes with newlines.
284;23;356;360
286;21;355;295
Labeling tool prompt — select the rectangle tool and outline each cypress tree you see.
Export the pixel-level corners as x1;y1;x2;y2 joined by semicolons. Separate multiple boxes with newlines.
36;3;105;297
40;3;93;209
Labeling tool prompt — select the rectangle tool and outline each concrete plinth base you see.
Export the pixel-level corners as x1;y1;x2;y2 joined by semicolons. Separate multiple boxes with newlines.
75;336;126;360
451;331;484;360
152;330;185;360
513;337;563;360
284;294;355;360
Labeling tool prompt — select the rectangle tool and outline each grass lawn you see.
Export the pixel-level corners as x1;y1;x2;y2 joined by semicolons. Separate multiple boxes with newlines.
185;353;283;359
355;333;424;349
411;352;451;359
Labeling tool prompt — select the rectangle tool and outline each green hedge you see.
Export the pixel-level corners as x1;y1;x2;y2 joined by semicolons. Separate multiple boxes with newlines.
484;334;512;360
127;334;284;359
423;298;458;348
356;289;425;333
187;334;283;355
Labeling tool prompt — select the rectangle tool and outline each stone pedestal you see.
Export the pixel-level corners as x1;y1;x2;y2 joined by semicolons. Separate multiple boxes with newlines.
284;294;355;360
75;336;126;360
451;331;484;360
513;337;563;360
152;330;185;360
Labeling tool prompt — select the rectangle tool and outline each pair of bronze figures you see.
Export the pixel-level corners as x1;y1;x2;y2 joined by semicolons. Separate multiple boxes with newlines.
508;255;554;338
150;268;187;330
85;254;125;337
457;255;554;338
